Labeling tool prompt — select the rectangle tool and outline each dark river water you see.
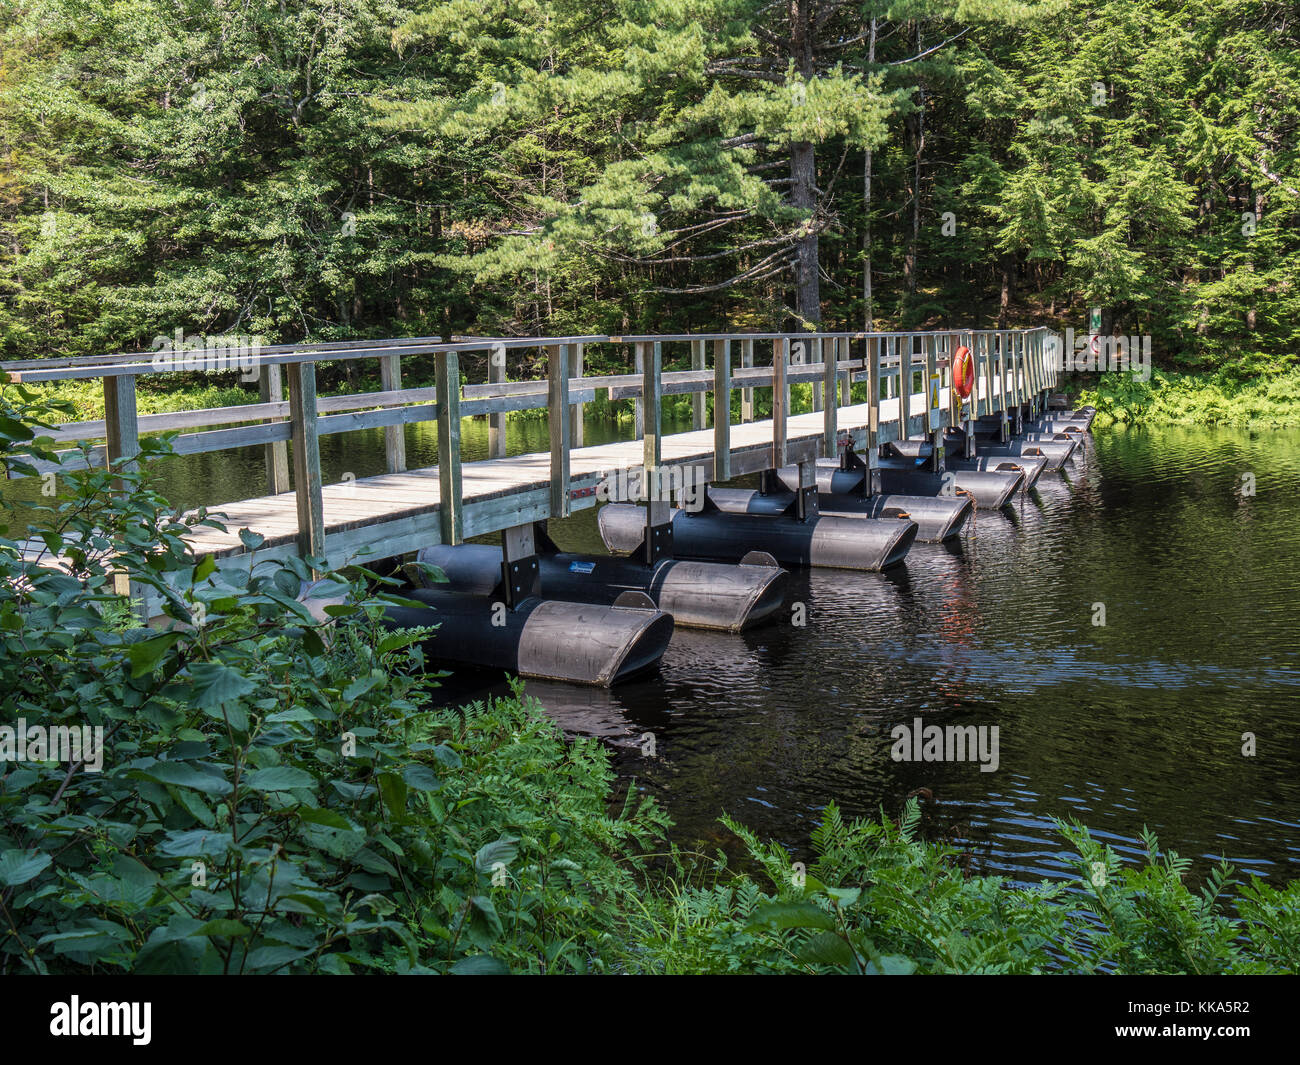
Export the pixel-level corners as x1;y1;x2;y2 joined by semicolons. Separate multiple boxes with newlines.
6;412;1299;887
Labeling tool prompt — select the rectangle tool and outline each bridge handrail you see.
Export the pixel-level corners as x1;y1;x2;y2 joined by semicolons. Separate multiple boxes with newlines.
3;327;1058;563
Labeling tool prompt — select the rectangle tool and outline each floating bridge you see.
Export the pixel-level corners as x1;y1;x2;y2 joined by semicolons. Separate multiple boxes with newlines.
5;328;1084;685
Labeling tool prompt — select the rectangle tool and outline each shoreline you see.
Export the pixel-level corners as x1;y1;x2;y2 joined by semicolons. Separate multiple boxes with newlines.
1071;367;1300;431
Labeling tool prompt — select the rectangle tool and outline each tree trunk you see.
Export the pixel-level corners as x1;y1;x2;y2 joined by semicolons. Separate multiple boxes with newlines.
791;141;820;326
999;254;1016;328
790;0;819;327
903;24;924;305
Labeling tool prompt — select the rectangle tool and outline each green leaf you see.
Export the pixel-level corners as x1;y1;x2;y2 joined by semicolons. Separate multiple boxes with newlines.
132;761;233;796
474;839;519;874
302;627;325;657
157;829;231;858
197;919;252;938
186;662;256;709
401;764;440;792
128;631;182;678
451;955;510;975
238;529;265;550
243;945;313;971
355;893;397;917
864;955;918;976
798;931;854;968
744;901;837;933
468;894;503;937
0;417;35;442
343;674;382;701
825;886;861;908
432;744;462;769
377;629;426;654
298;807;352;830
377;772;408;818
245;767;315;792
0;849;53;886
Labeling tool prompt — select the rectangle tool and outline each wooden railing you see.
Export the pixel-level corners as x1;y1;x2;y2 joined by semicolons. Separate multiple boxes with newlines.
4;327;1058;557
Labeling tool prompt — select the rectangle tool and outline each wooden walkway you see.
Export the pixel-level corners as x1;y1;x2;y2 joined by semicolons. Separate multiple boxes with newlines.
5;329;1058;580
182;402;885;567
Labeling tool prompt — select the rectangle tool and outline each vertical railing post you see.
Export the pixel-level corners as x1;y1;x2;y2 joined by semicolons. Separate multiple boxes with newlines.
1004;331;1014;405
287;360;326;568
434;351;463;545
963;332;976;458
1003;333;1012;409
998;333;1011;442
639;342;659;467
642;341;670;565
713;338;731;481
951;333;962;426
380;353;407;473
741;338;754;423
867;336;881;445
925;334;938;429
633;343;645;440
691;338;706;430
1026;330;1039;410
570;342;584;449
839;335;852;408
548;344;571;519
258;363;291;494
822;334;837;457
772;336;789;469
993;331;1003;439
1022;332;1031;406
104;372;141;600
992;333;1004;441
104;373;140;481
926;334;942;471
899;336;912;440
488;343;507;459
640;341;659;470
1035;330;1044;397
811;335;824;412
1012;333;1025;433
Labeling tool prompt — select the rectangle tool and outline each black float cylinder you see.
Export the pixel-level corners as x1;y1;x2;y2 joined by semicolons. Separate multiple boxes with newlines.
415;544;789;631
380;588;673;687
598;504;917;571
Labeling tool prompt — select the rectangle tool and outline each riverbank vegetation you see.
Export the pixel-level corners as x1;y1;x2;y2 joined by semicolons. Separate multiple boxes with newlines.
2;398;1297;975
1076;368;1300;430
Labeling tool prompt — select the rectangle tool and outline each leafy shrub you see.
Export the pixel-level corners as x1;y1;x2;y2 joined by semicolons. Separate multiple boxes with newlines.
0;388;670;974
396;694;669;974
624;803;1300;975
0;389;445;972
1079;366;1300;429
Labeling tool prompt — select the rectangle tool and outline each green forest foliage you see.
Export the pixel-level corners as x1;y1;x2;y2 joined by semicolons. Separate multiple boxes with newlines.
1;0;1296;378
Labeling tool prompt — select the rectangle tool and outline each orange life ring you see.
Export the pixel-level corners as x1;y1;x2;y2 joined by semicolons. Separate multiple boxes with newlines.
953;345;974;399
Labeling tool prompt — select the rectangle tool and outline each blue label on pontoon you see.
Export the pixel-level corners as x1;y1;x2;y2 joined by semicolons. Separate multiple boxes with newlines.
569;561;596;574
